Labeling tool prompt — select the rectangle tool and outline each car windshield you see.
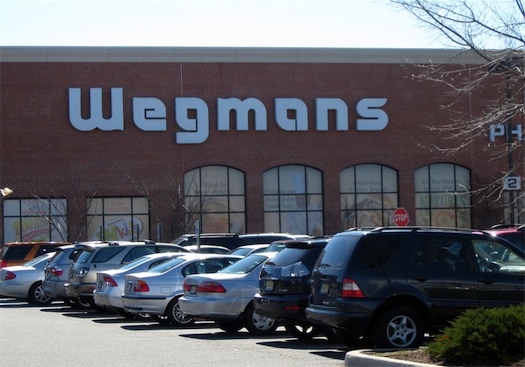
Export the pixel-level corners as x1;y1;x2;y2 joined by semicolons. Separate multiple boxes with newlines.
117;255;157;270
218;254;268;274
23;253;53;267
147;257;187;273
499;232;525;251
229;248;252;256
266;242;287;252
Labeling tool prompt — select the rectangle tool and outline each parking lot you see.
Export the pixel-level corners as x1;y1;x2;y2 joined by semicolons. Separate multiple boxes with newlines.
0;297;347;367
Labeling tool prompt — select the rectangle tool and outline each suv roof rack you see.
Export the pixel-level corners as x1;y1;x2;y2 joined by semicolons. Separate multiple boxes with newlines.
490;224;525;230
368;226;486;234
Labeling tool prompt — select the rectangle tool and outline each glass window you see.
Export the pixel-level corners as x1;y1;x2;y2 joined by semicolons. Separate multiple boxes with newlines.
415;163;471;228
340;164;398;229
87;197;149;241
472;239;525;274
2;198;68;242
184;166;246;234
263;165;323;236
121;246;156;264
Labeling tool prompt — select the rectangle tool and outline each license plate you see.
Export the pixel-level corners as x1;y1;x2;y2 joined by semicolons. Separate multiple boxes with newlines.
320;283;329;294
264;280;274;291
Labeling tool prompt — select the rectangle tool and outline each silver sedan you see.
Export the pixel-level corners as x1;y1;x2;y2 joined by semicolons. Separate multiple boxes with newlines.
93;252;185;317
0;252;55;305
122;254;242;326
178;252;279;335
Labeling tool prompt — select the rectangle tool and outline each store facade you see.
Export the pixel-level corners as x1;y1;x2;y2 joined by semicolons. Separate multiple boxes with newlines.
0;47;521;243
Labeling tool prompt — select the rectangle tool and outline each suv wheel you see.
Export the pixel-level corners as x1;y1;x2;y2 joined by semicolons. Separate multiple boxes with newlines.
28;281;54;305
244;303;278;336
284;322;322;340
166;297;194;326
373;306;424;348
216;320;243;333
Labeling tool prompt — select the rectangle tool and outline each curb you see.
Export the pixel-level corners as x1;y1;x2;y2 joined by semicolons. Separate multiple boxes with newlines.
345;349;440;367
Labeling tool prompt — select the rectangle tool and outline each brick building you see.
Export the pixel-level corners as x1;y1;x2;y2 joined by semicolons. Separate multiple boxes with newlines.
0;47;522;243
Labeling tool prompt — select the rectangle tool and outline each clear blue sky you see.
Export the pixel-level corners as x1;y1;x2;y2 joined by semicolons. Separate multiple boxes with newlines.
0;0;448;48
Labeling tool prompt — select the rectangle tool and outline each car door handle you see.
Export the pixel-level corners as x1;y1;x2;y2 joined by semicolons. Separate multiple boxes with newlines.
481;277;495;285
415;275;428;282
451;286;471;290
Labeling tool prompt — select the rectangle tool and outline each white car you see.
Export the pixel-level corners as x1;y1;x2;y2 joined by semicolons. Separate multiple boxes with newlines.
178;252;279;335
0;252;55;305
122;254;242;326
93;252;185;317
228;244;269;257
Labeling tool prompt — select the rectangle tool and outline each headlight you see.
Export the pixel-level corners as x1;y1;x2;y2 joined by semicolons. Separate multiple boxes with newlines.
281;262;310;277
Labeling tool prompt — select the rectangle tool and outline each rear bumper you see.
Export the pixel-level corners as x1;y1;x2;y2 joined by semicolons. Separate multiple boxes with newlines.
121;295;170;315
253;293;308;322
64;282;96;298
93;288;124;309
178;296;247;320
305;303;375;333
42;280;68;298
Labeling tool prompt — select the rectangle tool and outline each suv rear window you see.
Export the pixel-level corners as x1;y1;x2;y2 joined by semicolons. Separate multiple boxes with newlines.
268;247;323;269
91;246;125;263
317;234;361;268
0;246;32;261
35;244;60;257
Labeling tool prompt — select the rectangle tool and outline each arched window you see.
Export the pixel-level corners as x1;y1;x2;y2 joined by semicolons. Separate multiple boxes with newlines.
263;165;323;236
340;164;399;228
184;166;246;234
415;163;471;228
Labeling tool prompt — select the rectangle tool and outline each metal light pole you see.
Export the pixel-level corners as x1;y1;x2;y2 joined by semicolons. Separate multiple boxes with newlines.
505;70;516;225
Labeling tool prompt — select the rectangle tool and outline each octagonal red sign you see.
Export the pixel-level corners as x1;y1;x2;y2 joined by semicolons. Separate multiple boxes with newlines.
393;207;409;226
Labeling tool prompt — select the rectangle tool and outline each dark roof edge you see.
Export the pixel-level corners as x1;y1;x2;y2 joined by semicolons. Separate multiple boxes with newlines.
0;46;489;64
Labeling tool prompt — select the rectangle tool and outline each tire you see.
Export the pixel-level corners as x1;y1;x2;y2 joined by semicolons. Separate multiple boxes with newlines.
165;297;194;326
326;328;361;346
243;303;278;336
152;314;171;325
72;297;92;309
373;306;424;348
63;298;76;306
216;320;243;333
284;322;322;340
28;281;54;305
117;308;136;319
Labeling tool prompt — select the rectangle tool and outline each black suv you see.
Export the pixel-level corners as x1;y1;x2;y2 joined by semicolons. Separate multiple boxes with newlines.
305;227;525;348
254;238;330;340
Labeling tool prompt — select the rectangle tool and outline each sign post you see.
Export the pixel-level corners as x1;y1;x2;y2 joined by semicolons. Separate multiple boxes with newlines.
393;207;409;227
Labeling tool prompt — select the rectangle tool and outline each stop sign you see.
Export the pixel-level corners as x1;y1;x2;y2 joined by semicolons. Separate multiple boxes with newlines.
393;207;409;226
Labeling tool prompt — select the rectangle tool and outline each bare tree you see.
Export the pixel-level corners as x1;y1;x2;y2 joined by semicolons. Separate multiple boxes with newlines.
391;0;525;223
126;172;216;242
31;189;98;242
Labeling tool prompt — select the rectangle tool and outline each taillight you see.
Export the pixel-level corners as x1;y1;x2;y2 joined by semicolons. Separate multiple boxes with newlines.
4;271;16;280
75;267;90;278
0;260;7;268
104;276;118;287
341;278;364;298
284;305;301;311
196;281;226;293
183;279;191;292
50;267;63;276
133;280;150;292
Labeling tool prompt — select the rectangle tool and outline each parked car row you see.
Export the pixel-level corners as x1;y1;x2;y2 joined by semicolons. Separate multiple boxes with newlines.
1;227;524;350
